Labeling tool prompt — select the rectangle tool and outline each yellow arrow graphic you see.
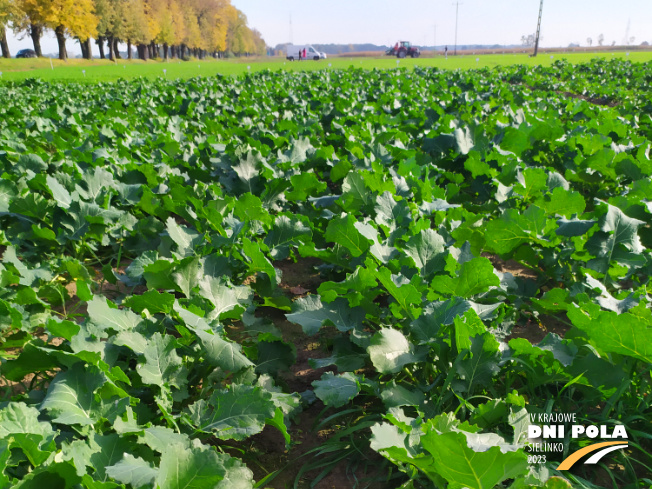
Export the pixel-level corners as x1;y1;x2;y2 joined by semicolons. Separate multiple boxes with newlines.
557;441;628;470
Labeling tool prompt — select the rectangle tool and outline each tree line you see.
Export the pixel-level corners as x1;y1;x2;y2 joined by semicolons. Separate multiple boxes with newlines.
0;0;267;60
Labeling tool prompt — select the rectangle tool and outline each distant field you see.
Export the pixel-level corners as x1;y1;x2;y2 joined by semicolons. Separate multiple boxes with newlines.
0;51;650;81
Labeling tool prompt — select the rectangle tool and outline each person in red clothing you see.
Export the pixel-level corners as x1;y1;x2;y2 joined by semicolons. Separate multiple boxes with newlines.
302;48;306;60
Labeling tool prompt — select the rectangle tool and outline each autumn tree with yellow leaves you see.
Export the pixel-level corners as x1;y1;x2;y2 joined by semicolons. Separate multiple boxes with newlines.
6;0;264;59
0;0;19;57
14;0;97;59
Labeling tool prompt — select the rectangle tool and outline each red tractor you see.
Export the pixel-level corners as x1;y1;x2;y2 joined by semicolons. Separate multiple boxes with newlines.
386;41;420;58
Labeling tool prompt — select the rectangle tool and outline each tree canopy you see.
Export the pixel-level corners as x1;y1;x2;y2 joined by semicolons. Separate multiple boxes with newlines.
5;0;265;59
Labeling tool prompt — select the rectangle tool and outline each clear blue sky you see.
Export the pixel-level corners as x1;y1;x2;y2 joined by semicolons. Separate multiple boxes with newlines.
6;0;651;56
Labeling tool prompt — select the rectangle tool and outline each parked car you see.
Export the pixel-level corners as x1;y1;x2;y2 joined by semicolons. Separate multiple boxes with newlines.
16;49;37;58
286;45;323;61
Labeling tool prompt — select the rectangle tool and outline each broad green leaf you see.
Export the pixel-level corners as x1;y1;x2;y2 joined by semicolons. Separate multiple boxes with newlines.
370;422;410;453
325;214;371;257
88;433;133;481
380;381;426;408
241;237;276;281
309;337;366;372
40;364;109;426
584;275;638;313
453;309;487;353
46;175;72;209
404;229;447;279
453;334;501;394
354;221;396;263
420;430;528;489
198;276;252;320
312;372;361;408
317;266;378;306
537;187;586;217
286;172;327;201
255;340;296;374
411;298;500;342
339;171;373;213
141;426;189;453
484;206;551;254
555;217;596;236
157;444;253;489
368;328;421;374
105;454;158;487
0;402;53;438
172;256;201;298
123;290;175;314
454;126;474;155
431;257;499;298
514;167;547;201
195;329;254;372
112;331;149;355
586;202;646;273
143;259;178;290
138;333;187;389
264;215;311;260
372;266;422;319
0;403;55;466
166;217;202;257
3;246;53;286
375;191;411;231
233;193;271;225
567;303;652;363
88;296;141;333
17;153;48;173
186;384;275;441
285;295;364;335
0;180;17;212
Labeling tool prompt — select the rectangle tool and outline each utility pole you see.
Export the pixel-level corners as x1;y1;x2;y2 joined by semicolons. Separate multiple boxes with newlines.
452;2;462;55
289;14;293;44
532;0;543;57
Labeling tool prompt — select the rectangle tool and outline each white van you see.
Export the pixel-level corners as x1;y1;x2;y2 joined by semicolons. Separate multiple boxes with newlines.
286;45;325;61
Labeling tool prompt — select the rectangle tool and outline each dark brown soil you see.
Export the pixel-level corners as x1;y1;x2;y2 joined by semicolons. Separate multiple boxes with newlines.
240;257;392;488
482;252;539;280
559;91;618;107
507;313;570;344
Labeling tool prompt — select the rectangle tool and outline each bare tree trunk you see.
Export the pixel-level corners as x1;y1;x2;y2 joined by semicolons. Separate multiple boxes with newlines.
97;36;105;59
0;27;10;58
30;24;43;57
84;38;92;59
137;44;147;60
170;45;176;58
107;36;114;60
163;43;168;60
113;38;121;59
149;41;157;59
55;25;67;60
127;39;132;59
78;38;87;59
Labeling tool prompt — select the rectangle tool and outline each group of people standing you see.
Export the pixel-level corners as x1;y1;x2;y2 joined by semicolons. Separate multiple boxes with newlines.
297;47;307;60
